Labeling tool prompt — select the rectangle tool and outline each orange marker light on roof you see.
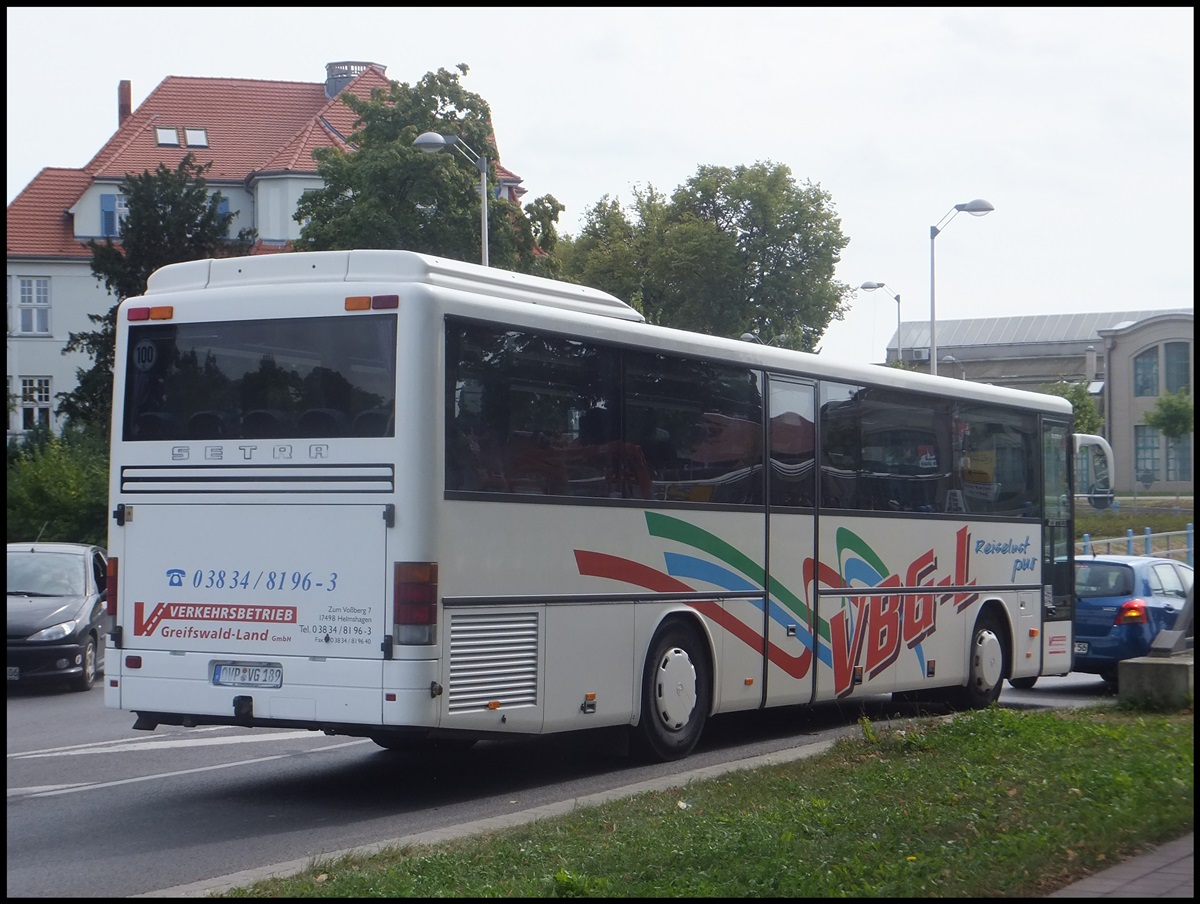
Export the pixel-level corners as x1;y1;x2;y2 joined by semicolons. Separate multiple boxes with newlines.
345;296;371;311
149;306;174;320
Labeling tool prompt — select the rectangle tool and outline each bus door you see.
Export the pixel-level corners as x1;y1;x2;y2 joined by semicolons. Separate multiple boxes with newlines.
762;375;818;707
1040;419;1075;676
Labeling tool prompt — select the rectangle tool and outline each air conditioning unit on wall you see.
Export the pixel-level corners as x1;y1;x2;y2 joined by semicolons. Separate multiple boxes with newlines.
912;348;930;361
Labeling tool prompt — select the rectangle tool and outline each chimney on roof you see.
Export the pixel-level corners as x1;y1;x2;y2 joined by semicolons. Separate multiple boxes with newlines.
118;80;132;126
325;61;386;99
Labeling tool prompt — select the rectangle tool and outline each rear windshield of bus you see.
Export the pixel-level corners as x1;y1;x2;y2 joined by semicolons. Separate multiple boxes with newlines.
120;314;397;441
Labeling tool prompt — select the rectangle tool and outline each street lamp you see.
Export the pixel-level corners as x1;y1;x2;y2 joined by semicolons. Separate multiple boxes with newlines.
942;355;966;380
929;198;993;375
859;282;902;364
413;131;490;267
740;332;785;347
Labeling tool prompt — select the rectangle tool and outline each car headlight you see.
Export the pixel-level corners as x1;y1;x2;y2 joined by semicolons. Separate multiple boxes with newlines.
27;621;78;642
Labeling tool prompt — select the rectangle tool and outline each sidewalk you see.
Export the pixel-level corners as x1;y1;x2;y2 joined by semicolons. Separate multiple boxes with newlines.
1048;833;1193;898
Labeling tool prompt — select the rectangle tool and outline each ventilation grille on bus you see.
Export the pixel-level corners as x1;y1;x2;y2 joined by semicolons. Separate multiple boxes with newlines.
120;464;394;494
447;612;539;712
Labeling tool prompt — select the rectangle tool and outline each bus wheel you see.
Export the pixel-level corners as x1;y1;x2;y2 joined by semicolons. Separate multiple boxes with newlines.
954;611;1005;710
1008;676;1038;690
635;622;711;762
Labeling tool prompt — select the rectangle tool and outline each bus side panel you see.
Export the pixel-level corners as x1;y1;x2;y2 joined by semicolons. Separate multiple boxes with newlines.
438;501;767;729
810;516;1038;701
108;503;389;726
764;511;818;707
1009;590;1045;683
1041;616;1073;676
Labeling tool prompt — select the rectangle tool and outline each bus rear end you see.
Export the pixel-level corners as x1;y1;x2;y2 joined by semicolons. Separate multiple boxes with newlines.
104;251;440;736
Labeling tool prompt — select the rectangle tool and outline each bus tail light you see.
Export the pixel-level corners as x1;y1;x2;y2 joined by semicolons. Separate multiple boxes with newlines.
1114;599;1148;625
106;557;118;617
394;562;437;645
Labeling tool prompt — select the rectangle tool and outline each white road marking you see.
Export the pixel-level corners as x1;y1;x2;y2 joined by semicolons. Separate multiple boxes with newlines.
7;738;368;799
10;729;325;759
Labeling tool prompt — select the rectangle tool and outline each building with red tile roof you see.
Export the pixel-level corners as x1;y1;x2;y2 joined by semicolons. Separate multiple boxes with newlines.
6;61;526;434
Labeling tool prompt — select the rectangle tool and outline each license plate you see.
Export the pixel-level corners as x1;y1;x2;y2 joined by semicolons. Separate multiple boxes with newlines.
212;663;283;688
7;667;18;681
1074;642;1088;655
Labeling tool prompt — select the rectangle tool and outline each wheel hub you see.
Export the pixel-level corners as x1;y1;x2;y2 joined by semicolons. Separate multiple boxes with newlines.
655;647;697;731
971;628;1003;691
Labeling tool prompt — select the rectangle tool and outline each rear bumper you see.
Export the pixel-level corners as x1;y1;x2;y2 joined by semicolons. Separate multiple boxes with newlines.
105;649;440;730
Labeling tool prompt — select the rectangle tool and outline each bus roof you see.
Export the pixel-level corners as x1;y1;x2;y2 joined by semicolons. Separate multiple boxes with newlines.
137;250;1071;416
142;249;644;323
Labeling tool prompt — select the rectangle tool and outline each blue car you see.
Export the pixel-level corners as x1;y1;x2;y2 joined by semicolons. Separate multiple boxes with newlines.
1072;554;1193;686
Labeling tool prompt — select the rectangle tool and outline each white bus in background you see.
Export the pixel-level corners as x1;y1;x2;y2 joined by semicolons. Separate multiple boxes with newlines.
104;250;1113;761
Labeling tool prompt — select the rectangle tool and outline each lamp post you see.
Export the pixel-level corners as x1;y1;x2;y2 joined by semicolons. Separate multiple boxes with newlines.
413;131;490;267
859;282;902;364
929;198;993;375
942;355;966;380
740;332;785;347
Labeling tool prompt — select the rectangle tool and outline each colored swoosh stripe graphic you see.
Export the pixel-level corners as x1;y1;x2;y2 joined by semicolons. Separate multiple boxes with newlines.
574;513;978;698
574;512;820;677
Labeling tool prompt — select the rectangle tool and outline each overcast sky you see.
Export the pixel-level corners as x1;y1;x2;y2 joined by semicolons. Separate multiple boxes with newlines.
7;7;1194;365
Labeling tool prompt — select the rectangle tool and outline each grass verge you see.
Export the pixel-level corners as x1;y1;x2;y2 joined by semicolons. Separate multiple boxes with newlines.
217;701;1193;898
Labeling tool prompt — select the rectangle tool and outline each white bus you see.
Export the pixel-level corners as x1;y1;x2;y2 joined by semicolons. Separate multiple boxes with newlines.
104;250;1111;761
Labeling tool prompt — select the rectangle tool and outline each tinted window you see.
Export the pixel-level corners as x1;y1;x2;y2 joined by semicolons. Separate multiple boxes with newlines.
122;315;397;441
1075;563;1133;597
445;319;763;504
819;383;952;513
950;404;1040;518
767;377;815;509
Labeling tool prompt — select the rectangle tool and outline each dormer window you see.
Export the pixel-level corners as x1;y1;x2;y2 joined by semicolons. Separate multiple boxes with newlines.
156;127;180;146
184;128;209;147
100;193;130;237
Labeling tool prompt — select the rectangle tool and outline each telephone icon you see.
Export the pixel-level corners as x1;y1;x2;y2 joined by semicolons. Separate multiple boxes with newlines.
166;568;185;587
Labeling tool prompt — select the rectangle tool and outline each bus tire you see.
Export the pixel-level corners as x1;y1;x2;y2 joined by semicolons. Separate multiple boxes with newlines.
635;621;711;762
952;610;1005;710
1008;676;1038;690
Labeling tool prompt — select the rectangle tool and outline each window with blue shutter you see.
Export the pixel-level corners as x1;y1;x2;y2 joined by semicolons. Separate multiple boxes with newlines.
101;194;116;237
218;198;231;237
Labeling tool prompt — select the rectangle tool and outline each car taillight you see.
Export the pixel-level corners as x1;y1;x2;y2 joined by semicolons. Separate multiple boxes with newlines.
394;562;437;645
106;557;118;617
1114;599;1148;625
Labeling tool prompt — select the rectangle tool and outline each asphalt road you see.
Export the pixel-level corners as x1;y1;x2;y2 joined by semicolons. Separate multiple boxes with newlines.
6;672;1114;898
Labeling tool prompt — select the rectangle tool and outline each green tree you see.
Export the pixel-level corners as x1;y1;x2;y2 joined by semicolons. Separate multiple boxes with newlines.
294;64;560;274
57;154;256;432
1043;381;1104;435
7;428;109;545
559;162;850;349
1144;387;1194;440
